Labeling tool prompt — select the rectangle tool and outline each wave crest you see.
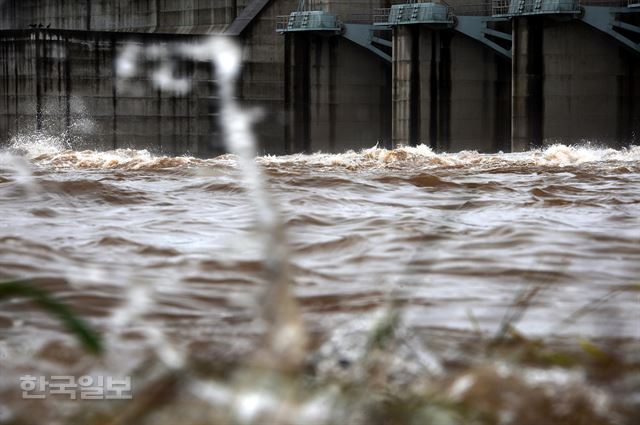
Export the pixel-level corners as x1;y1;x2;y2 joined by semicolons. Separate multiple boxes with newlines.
261;143;640;170
6;133;202;170
41;149;200;170
4;134;639;171
8;133;69;159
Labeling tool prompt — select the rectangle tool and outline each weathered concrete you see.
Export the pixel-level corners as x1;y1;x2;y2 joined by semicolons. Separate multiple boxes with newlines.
0;30;221;155
284;32;391;152
512;16;640;151
392;25;511;152
279;0;393;153
225;0;271;36
315;1;393;18
0;0;250;34
392;25;417;148
238;0;298;154
512;16;543;152
543;19;640;148
0;0;289;155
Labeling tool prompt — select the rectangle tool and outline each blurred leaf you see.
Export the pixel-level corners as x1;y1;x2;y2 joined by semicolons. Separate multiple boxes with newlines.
555;289;621;332
579;338;613;363
465;308;483;338
536;350;577;368
366;305;401;352
492;285;541;347
0;279;103;355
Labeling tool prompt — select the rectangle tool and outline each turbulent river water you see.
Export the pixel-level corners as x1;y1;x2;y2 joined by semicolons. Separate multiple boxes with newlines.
1;137;639;421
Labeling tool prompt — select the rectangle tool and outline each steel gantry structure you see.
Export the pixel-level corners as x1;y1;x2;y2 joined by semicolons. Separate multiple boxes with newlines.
276;0;640;59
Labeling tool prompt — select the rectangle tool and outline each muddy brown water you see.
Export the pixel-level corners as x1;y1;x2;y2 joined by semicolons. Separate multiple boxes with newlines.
0;139;639;421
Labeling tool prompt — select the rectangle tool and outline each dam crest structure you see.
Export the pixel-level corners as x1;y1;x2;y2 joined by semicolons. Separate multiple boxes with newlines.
1;0;639;155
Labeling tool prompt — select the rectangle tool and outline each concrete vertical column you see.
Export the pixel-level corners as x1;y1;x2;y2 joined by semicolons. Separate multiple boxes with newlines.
393;26;453;149
511;16;543;152
34;31;43;131
284;33;311;153
86;0;91;30
615;43;640;147
409;26;421;147
422;29;452;151
392;25;420;147
631;60;640;145
380;59;393;149
424;29;437;148
284;33;293;153
495;51;512;153
436;31;452;151
154;0;160;30
328;37;337;152
307;35;338;152
229;0;238;23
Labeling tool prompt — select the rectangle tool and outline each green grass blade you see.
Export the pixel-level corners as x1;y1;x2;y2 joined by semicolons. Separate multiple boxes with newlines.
0;279;103;355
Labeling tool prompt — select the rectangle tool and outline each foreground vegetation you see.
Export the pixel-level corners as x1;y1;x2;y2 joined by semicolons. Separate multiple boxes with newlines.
2;279;638;425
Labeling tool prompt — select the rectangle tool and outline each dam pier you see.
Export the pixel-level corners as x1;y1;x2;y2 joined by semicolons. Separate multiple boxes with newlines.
1;0;639;155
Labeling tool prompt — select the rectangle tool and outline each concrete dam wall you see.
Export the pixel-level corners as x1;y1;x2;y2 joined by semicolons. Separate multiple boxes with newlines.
512;15;640;150
0;30;221;156
392;24;511;152
0;0;249;33
1;0;640;155
0;0;293;155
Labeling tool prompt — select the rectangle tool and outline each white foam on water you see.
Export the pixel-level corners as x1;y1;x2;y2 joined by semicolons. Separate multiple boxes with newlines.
36;148;198;170
261;143;640;170
5;133;200;170
537;143;640;166
7;132;68;159
5;133;639;172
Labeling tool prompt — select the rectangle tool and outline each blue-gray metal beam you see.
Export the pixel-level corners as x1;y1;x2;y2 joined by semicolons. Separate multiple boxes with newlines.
484;27;512;41
371;36;392;48
342;24;392;62
225;0;271;36
455;16;512;60
613;19;640;34
580;6;640;55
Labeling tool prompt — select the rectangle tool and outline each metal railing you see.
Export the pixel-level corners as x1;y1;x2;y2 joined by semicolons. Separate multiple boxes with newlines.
492;0;581;16
451;2;494;16
296;0;320;11
377;0;633;23
374;8;393;24
276;15;291;32
343;13;377;24
581;0;627;5
280;0;637;31
492;0;512;15
276;12;342;32
375;3;455;25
